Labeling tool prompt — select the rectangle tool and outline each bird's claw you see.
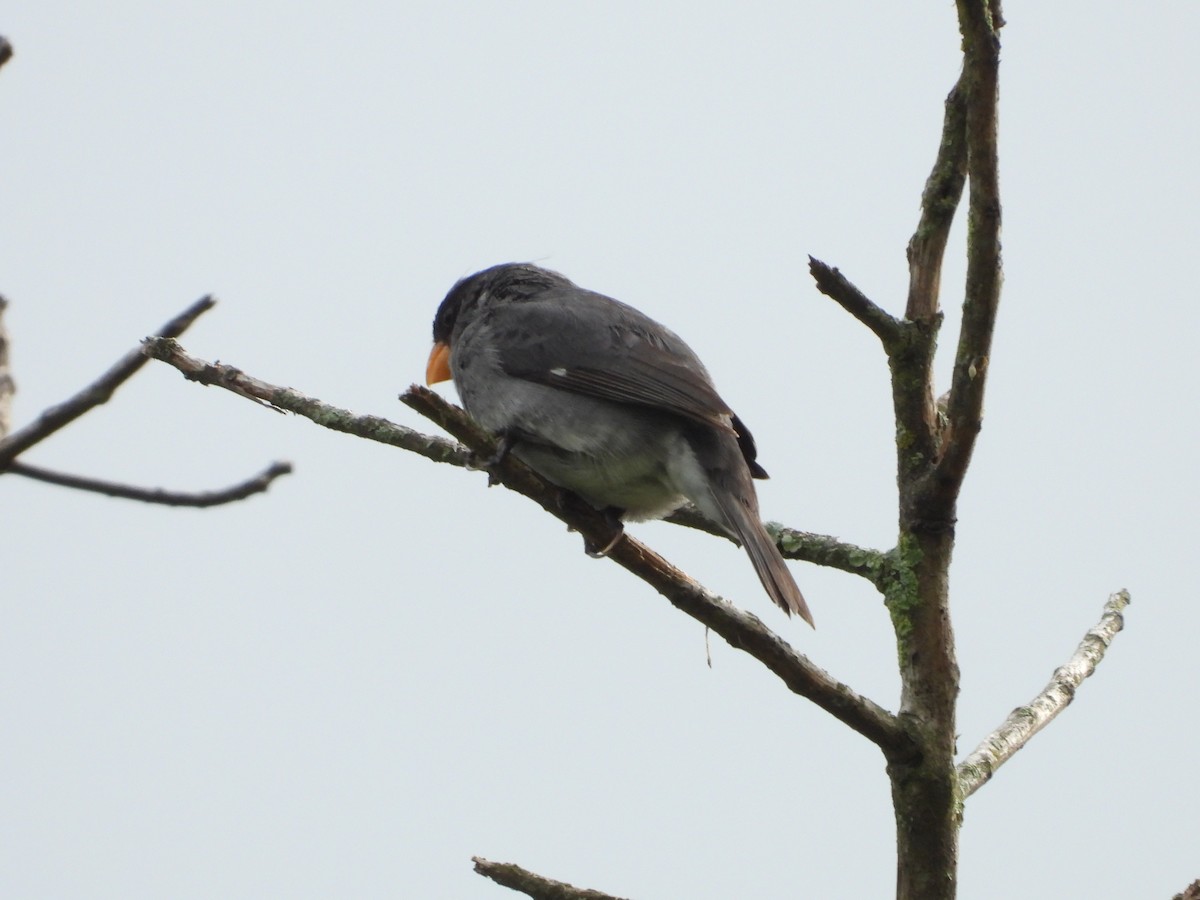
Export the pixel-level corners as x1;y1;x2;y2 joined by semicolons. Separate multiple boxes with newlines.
583;506;626;558
584;527;625;558
557;494;626;557
469;432;517;487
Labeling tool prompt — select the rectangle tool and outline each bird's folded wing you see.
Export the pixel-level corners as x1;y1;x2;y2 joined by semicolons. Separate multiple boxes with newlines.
490;293;737;435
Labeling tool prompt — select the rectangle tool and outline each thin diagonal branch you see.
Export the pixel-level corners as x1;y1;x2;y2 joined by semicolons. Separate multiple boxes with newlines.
0;297;216;469
956;590;1130;799
906;76;969;322
401;383;913;758
141;336;469;467
807;256;942;484
147;333;884;585
472;857;629;900
937;1;1003;493
808;256;903;348
5;459;292;507
143;337;913;758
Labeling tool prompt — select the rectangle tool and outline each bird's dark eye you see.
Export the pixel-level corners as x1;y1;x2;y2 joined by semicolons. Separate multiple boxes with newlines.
432;282;470;342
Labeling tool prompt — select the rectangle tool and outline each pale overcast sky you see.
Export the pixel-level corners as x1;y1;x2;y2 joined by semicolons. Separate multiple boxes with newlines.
2;3;1197;898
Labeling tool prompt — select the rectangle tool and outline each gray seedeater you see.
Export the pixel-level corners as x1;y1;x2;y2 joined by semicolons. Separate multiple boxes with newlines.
427;263;812;626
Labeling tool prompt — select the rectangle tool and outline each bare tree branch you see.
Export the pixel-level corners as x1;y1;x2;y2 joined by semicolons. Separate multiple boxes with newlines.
141;336;469;467
472;857;629;900
0;297;216;469
804;256;946;484
937;1;1004;494
906;76;968;322
5;459;292;507
956;590;1130;799
0;296;13;438
142;337;914;757
807;256;903;348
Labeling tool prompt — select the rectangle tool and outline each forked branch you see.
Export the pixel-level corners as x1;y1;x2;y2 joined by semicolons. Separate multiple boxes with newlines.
938;0;1004;492
0;297;215;468
0;297;289;506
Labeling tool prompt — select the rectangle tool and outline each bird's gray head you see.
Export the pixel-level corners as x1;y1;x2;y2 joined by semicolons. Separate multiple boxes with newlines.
432;263;573;345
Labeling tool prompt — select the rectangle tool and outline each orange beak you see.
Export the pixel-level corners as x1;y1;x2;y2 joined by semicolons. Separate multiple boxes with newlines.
425;341;453;385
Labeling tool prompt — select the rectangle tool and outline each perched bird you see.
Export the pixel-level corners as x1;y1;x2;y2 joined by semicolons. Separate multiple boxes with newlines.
426;263;813;627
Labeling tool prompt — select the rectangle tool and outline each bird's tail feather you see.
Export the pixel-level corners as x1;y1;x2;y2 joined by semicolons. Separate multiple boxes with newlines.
713;488;814;628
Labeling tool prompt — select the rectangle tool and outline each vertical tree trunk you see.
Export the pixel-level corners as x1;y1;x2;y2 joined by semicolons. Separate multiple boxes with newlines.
882;2;1000;895
889;530;961;900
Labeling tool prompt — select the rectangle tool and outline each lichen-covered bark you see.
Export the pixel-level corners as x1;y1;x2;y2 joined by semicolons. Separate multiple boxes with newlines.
887;529;961;900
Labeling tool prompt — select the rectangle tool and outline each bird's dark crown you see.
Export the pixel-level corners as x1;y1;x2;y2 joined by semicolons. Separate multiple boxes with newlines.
432;263;572;343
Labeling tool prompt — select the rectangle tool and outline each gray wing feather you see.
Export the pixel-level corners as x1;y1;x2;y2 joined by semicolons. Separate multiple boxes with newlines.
487;292;737;434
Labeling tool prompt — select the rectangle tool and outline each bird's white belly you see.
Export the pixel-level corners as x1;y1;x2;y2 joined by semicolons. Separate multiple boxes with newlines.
515;440;689;521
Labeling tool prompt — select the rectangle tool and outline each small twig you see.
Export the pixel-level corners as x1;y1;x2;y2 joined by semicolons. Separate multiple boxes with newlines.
807;256;903;349
806;256;943;475
472;857;629;900
6;459;292;507
956;590;1130;799
0;297;216;469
